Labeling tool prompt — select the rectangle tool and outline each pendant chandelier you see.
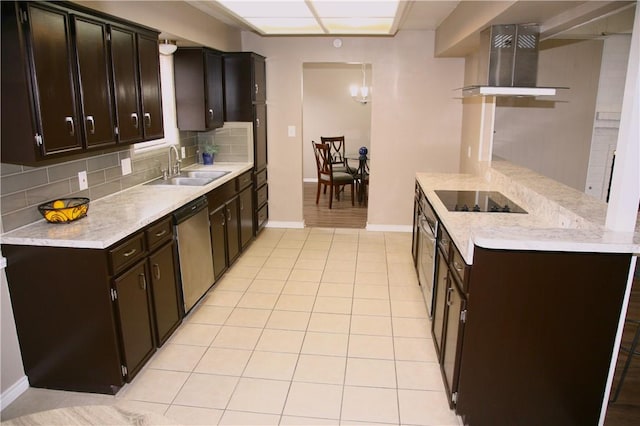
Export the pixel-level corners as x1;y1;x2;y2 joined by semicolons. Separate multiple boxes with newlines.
350;63;371;105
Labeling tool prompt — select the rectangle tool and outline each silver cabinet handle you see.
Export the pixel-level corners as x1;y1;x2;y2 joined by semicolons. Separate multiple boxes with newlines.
256;118;260;128
208;109;214;120
123;248;136;257
87;115;95;134
226;207;232;221
255;83;259;95
139;273;147;290
453;260;464;272
131;113;139;129
152;263;161;280
65;116;75;136
446;287;454;306
154;229;167;238
144;113;151;128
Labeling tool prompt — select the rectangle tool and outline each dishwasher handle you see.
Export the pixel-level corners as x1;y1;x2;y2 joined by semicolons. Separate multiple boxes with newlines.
173;196;208;224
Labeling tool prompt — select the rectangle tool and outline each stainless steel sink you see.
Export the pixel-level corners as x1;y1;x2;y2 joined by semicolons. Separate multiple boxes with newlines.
145;170;230;186
185;170;230;179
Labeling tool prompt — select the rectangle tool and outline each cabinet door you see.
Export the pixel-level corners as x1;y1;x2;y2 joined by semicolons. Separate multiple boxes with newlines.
442;278;465;407
205;50;224;129
432;254;448;359
239;186;254;249
137;33;163;140
210;205;228;280
73;16;115;148
148;242;181;346
113;261;155;380
253;55;266;103
27;3;83;156
110;26;143;144
226;197;241;265
254;103;267;170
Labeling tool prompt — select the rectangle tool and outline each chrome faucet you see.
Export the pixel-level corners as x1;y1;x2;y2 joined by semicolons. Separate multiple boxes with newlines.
168;145;181;177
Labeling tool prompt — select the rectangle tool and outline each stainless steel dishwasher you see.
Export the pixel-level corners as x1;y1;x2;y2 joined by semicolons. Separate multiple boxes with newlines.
173;196;215;313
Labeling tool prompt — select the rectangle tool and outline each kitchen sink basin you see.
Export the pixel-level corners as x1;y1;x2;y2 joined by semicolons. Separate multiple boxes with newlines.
185;170;230;179
145;170;230;187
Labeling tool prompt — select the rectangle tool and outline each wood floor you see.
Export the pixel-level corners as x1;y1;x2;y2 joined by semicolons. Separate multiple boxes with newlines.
605;268;640;425
303;182;367;228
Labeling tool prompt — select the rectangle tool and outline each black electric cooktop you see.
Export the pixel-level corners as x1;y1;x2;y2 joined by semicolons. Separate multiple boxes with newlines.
435;190;527;213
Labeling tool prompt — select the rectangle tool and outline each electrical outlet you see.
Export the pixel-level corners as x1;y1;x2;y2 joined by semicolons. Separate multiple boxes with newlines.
181;146;186;158
121;158;132;176
288;125;296;137
78;171;88;190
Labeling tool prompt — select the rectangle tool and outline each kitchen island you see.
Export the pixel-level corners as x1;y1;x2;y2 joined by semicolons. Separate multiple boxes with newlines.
414;160;639;426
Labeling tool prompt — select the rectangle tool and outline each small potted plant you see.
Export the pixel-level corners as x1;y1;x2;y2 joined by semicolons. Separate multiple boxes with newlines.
202;142;218;165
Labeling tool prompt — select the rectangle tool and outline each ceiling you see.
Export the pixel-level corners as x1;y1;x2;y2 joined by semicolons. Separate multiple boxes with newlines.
186;0;636;39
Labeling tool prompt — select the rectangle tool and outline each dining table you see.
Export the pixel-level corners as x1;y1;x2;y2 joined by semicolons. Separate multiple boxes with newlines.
345;153;369;204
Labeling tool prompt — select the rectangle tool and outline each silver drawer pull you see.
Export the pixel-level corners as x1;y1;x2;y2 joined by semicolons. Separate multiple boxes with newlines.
122;248;137;257
65;116;75;136
154;229;167;238
209;109;214;119
144;113;151;128
87;116;95;134
446;287;454;306
131;113;139;129
153;263;161;280
139;273;147;290
255;83;259;95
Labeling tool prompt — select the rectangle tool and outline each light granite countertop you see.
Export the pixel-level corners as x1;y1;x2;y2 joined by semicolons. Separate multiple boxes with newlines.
417;160;640;264
0;163;253;250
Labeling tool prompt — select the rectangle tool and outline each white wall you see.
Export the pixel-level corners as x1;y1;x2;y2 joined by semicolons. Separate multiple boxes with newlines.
242;31;465;228
492;39;604;191
302;63;372;181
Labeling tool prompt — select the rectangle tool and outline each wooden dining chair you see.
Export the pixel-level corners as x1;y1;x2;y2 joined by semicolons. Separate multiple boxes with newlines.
320;136;356;175
312;142;355;209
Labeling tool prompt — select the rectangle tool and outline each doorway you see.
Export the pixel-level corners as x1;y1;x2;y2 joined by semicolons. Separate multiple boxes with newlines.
302;62;372;228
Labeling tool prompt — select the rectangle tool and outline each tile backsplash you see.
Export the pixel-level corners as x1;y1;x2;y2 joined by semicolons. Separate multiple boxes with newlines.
1;123;253;233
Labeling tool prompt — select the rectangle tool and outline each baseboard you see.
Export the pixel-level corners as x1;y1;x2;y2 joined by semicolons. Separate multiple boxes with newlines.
265;221;305;229
365;224;413;233
303;178;317;183
1;376;29;410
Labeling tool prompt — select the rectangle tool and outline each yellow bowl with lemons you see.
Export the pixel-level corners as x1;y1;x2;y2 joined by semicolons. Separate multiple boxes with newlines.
38;198;90;224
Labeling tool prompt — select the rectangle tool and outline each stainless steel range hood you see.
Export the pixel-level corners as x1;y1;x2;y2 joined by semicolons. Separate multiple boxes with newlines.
463;24;560;97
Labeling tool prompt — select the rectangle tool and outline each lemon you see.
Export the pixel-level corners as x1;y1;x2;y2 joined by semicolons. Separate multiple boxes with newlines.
52;200;65;209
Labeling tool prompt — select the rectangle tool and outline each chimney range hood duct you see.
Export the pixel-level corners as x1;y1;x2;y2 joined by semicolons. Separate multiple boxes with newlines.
463;24;559;97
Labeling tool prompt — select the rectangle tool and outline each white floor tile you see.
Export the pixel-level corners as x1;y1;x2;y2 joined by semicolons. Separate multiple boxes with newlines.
237;292;279;309
194;347;252;376
247;279;287;294
186;305;233;325
282;280;321;296
266;310;311;331
392;318;431;338
210;326;262;350
219;410;280;425
226;377;290;414
255;329;306;353
314;296;352;314
148;343;206;372
173;374;239;409
348;335;395;360
168;323;220;346
317;283;354;298
293;354;346;385
350;315;392;336
283;382;343;419
341;386;399;424
243;351;298;380
275;294;316;311
202;290;243;307
396;361;444;391
164;405;224;426
393;337;438;362
345;358;397;388
301;331;349;357
397;389;459;426
224;307;271;328
307;312;351;333
119;369;189;404
352;299;391;316
280;415;338;425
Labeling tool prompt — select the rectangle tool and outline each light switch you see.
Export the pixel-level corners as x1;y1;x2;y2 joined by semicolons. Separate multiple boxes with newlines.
78;171;88;190
288;125;296;137
181;146;186;158
121;158;132;176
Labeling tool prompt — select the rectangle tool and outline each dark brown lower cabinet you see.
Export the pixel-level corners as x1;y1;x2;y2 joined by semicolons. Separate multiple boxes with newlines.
456;248;632;426
210;203;229;280
239;185;254;249
112;261;155;380
2;215;181;394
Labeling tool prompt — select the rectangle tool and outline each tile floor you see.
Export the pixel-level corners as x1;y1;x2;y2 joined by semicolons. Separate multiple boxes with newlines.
1;228;461;426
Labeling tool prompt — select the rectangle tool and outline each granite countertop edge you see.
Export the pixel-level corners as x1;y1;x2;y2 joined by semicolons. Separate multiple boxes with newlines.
0;163;253;250
416;170;640;265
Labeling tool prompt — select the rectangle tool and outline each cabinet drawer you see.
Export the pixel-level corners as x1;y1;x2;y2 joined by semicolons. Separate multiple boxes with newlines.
450;246;469;292
438;227;451;260
256;184;268;207
257;204;268;229
146;217;173;251
207;180;236;209
237;170;253;191
255;168;267;187
109;232;145;274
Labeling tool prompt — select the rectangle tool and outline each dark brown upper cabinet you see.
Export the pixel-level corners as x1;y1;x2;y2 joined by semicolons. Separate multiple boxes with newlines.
73;15;116;148
137;33;164;140
223;52;266;122
174;47;224;131
1;1;163;165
